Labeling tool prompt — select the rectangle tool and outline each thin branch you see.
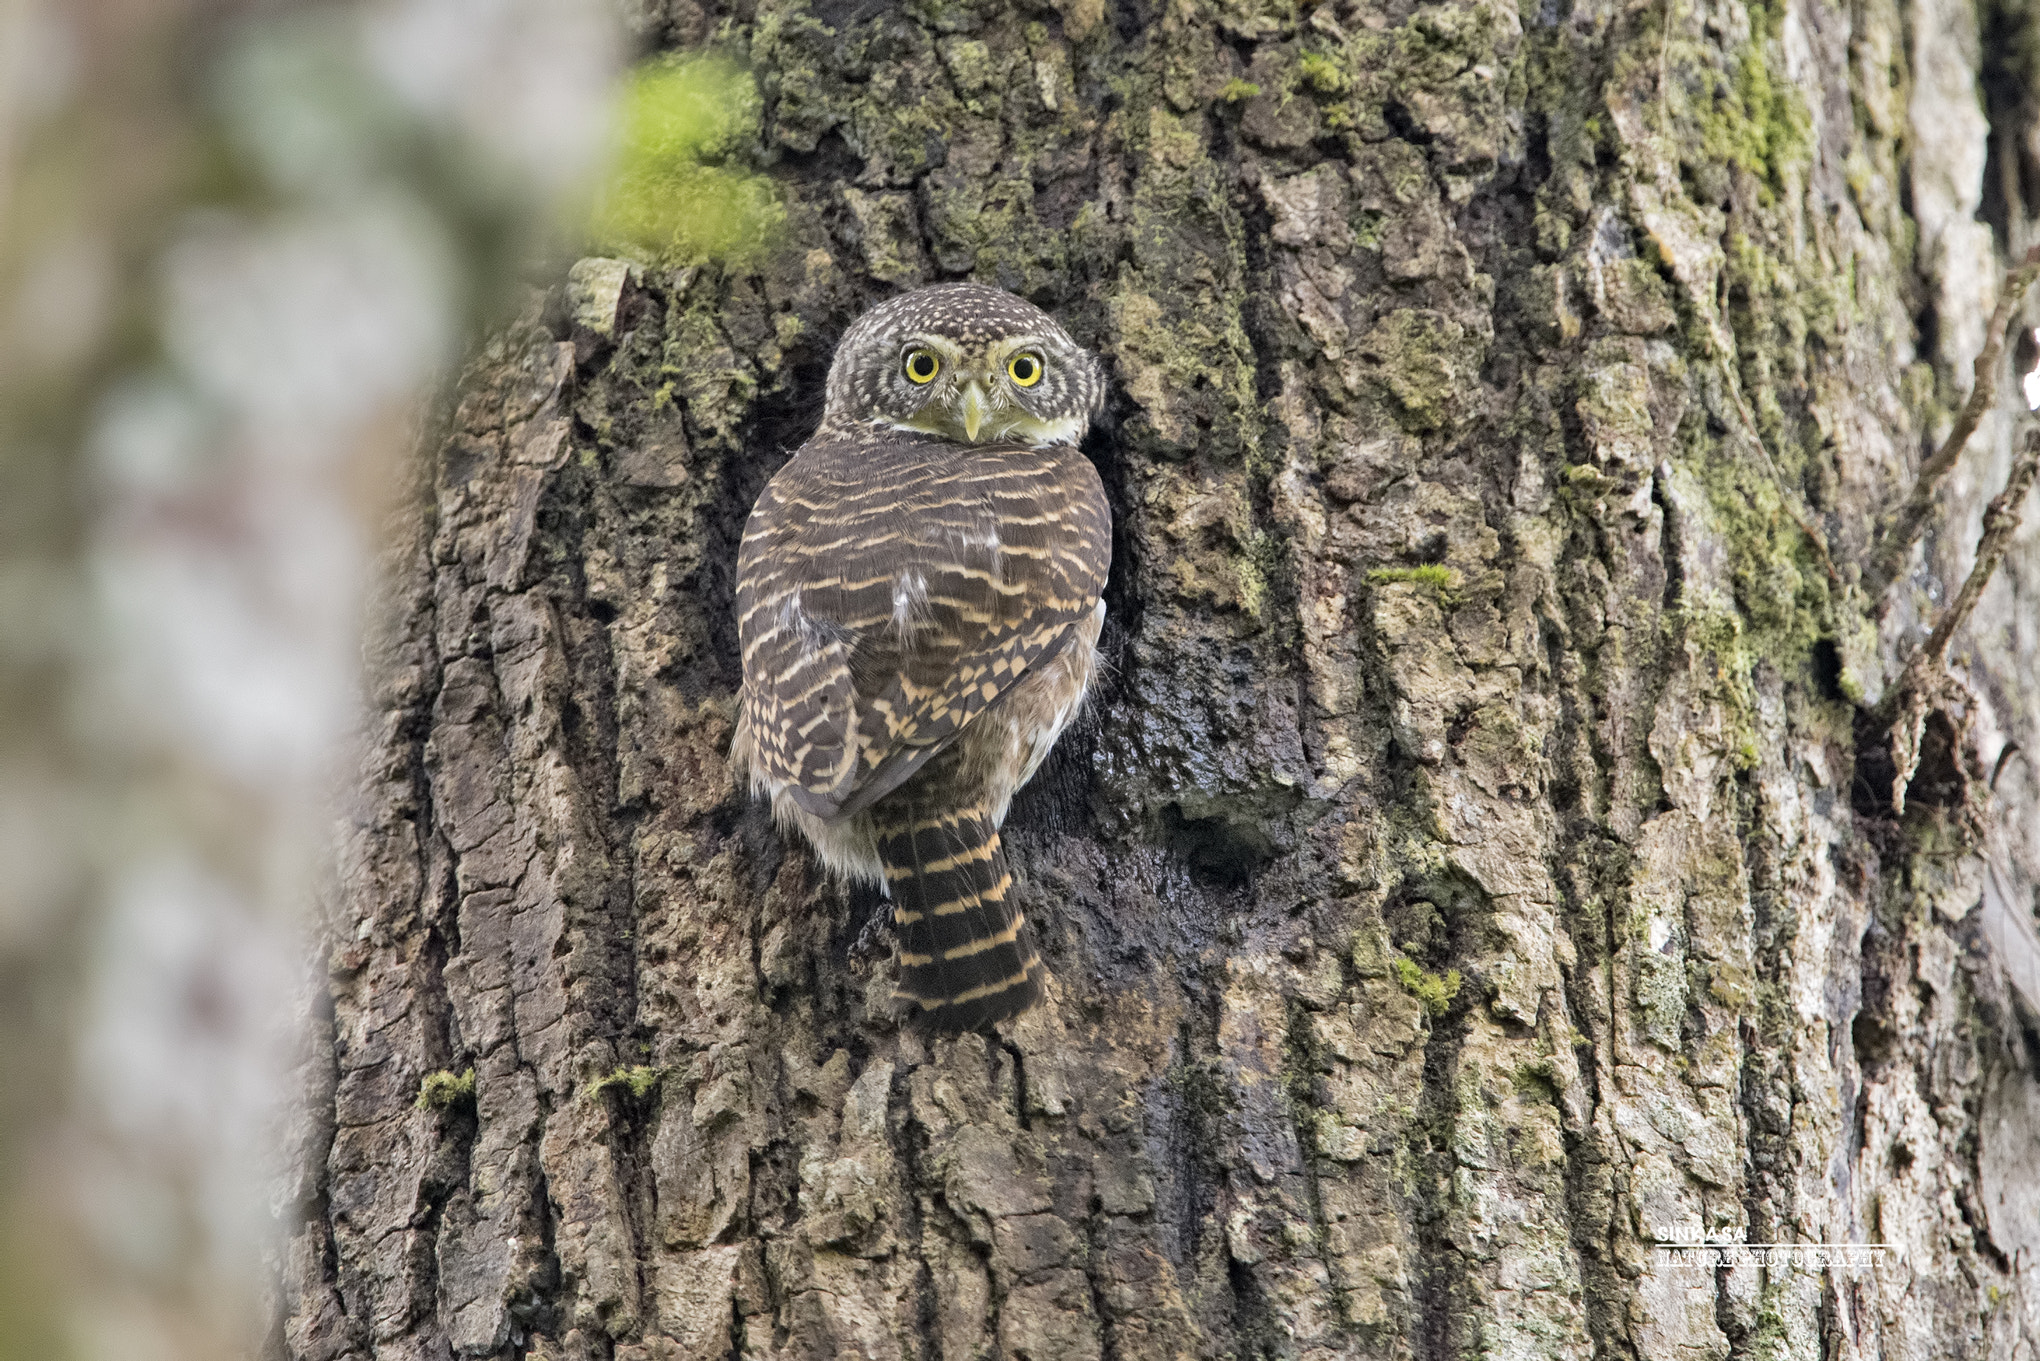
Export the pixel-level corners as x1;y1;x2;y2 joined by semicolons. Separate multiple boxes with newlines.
1863;245;2040;599
1897;425;2040;691
1881;425;2040;815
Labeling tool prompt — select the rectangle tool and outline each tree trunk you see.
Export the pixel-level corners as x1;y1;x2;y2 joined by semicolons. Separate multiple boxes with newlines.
277;0;2040;1357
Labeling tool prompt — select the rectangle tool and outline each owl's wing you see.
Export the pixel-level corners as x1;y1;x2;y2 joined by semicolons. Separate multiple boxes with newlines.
736;433;1110;821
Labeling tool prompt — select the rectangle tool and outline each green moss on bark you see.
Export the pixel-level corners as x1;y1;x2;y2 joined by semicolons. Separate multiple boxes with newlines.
416;1068;476;1111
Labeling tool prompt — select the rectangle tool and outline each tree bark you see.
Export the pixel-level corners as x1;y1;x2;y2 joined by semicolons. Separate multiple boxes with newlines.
277;0;2040;1357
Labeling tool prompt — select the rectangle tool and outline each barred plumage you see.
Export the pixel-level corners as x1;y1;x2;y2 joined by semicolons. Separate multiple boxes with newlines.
877;797;1040;1029
730;283;1110;1030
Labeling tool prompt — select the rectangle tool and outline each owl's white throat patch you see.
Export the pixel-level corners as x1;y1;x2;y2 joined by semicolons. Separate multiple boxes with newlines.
1009;412;1087;447
885;411;1086;449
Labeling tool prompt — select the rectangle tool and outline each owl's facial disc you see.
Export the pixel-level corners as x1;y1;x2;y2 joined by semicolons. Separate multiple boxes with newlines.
891;335;1079;447
820;283;1104;445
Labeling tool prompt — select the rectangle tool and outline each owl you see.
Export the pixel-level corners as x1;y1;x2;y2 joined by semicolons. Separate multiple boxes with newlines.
730;283;1112;1030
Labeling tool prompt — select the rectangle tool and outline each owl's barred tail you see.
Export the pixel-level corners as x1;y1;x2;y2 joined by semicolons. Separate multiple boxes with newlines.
875;802;1044;1030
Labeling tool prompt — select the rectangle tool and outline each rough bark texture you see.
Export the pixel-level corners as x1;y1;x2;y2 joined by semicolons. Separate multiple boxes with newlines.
276;0;2040;1357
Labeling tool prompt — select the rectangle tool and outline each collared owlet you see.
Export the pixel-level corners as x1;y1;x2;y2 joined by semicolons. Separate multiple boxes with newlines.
731;283;1111;1030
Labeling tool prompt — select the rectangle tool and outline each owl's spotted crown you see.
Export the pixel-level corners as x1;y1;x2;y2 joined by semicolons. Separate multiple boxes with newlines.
822;283;1106;449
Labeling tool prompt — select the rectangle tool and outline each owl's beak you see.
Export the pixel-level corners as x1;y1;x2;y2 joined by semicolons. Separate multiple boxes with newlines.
959;382;987;441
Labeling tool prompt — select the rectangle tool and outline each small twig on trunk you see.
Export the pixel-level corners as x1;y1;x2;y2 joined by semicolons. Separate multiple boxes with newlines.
1896;425;2040;688
1880;425;2040;815
1863;245;2040;599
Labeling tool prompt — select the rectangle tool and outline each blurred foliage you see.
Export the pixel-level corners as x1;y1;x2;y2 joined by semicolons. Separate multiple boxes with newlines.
205;18;573;344
0;0;617;1355
589;56;781;265
0;6;777;1357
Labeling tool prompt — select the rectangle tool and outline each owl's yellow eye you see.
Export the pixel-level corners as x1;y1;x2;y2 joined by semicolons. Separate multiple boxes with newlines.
904;349;941;384
1007;352;1044;387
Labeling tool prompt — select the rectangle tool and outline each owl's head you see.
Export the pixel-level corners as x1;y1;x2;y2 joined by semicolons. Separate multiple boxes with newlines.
822;283;1106;447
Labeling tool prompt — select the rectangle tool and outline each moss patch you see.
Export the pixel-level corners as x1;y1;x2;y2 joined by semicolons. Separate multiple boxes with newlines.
1690;1;1813;196
1392;956;1462;1016
585;1065;666;1102
591;57;783;266
1366;564;1460;594
416;1067;476;1111
1358;309;1482;434
1676;406;1831;673
1297;51;1351;96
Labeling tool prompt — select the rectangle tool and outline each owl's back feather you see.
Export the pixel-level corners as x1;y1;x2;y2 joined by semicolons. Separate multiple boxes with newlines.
735;428;1108;821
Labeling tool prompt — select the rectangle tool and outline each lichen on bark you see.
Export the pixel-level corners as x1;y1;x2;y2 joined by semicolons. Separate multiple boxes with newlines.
277;0;2040;1358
